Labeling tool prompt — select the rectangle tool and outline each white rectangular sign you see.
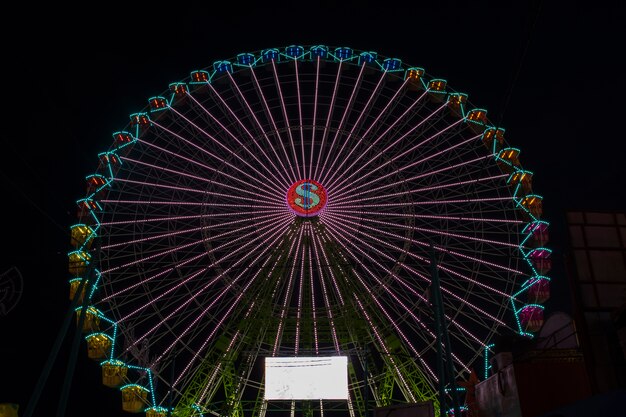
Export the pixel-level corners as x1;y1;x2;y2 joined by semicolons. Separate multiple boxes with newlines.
264;356;349;400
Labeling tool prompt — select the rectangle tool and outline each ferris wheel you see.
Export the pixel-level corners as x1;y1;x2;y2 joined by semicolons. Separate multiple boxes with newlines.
67;45;552;417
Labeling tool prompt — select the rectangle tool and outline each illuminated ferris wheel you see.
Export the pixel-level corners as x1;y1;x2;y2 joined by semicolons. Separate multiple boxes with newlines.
67;45;552;417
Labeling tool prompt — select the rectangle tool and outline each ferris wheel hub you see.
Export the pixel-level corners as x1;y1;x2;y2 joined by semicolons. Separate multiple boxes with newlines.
286;179;328;217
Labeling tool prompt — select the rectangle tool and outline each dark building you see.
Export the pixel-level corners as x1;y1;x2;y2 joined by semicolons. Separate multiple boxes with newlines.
565;211;626;392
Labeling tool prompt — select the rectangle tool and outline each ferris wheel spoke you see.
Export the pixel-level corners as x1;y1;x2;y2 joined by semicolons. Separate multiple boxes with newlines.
332;172;507;208
324;223;509;374
308;56;321;180
317;62;369;184
149;120;287;198
310;232;343;351
313;60;343;180
166;103;288;192
185;91;290;188
346;269;440;381
120;155;278;202
324;209;524;225
272;225;305;355
322;215;509;329
248;67;299;183
324;219;485;367
161;221;297;388
101;211;285;250
225;71;297;185
320;72;403;186
351;294;420;401
324;212;523;294
100;215;294;323
332;119;470;202
101;210;292;276
99;209;287;227
332;133;484;203
270;60;303;180
329;100;449;194
327;210;520;253
294;59;306;182
201;83;292;188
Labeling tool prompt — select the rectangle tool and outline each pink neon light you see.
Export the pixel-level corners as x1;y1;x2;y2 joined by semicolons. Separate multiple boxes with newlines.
101;211;287;250
311;233;340;351
313;60;343;180
200;83;291;188
309;56;321;181
271;60;304;180
317;62;368;184
332;172;507;206
329;101;450;194
150;119;286;197
332;131;482;202
183;95;290;190
99;209;287;227
165;106;288;192
324;77;414;188
247;67;298;183
226;71;297;184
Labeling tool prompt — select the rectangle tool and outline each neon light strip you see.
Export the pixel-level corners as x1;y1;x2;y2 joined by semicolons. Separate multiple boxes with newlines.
309;56;321;181
100;211;285;249
248;66;298;183
332;128;480;202
353;294;417;402
332;171;507;206
199;83;291;188
309;242;319;354
226;71;296;185
121;156;283;203
111;217;293;329
312;231;345;306
112;177;279;204
169;223;295;388
99;209;286;226
321;72;404;186
327;211;521;251
171;96;289;191
324;209;524;224
310;232;341;351
325;87;430;190
317;62;368;183
182;92;286;187
132;137;252;192
99;199;285;209
329;101;449;195
103;213;285;278
294;56;306;181
323;213;521;297
322;216;509;327
295;245;305;354
314;59;344;180
272;226;304;356
322;223;483;374
321;221;510;360
101;212;293;292
329;196;514;209
149;119;285;198
330;241;438;379
271;60;303;180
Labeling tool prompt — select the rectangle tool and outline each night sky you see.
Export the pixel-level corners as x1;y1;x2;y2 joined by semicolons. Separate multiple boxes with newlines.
2;2;625;416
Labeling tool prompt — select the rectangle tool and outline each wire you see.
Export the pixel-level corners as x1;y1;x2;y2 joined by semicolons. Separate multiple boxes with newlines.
497;1;544;127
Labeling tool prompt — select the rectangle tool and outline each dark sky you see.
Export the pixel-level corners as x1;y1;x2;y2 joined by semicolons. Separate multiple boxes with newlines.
1;2;625;416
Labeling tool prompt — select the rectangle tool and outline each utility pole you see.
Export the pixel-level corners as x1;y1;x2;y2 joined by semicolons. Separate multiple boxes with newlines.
429;245;461;417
